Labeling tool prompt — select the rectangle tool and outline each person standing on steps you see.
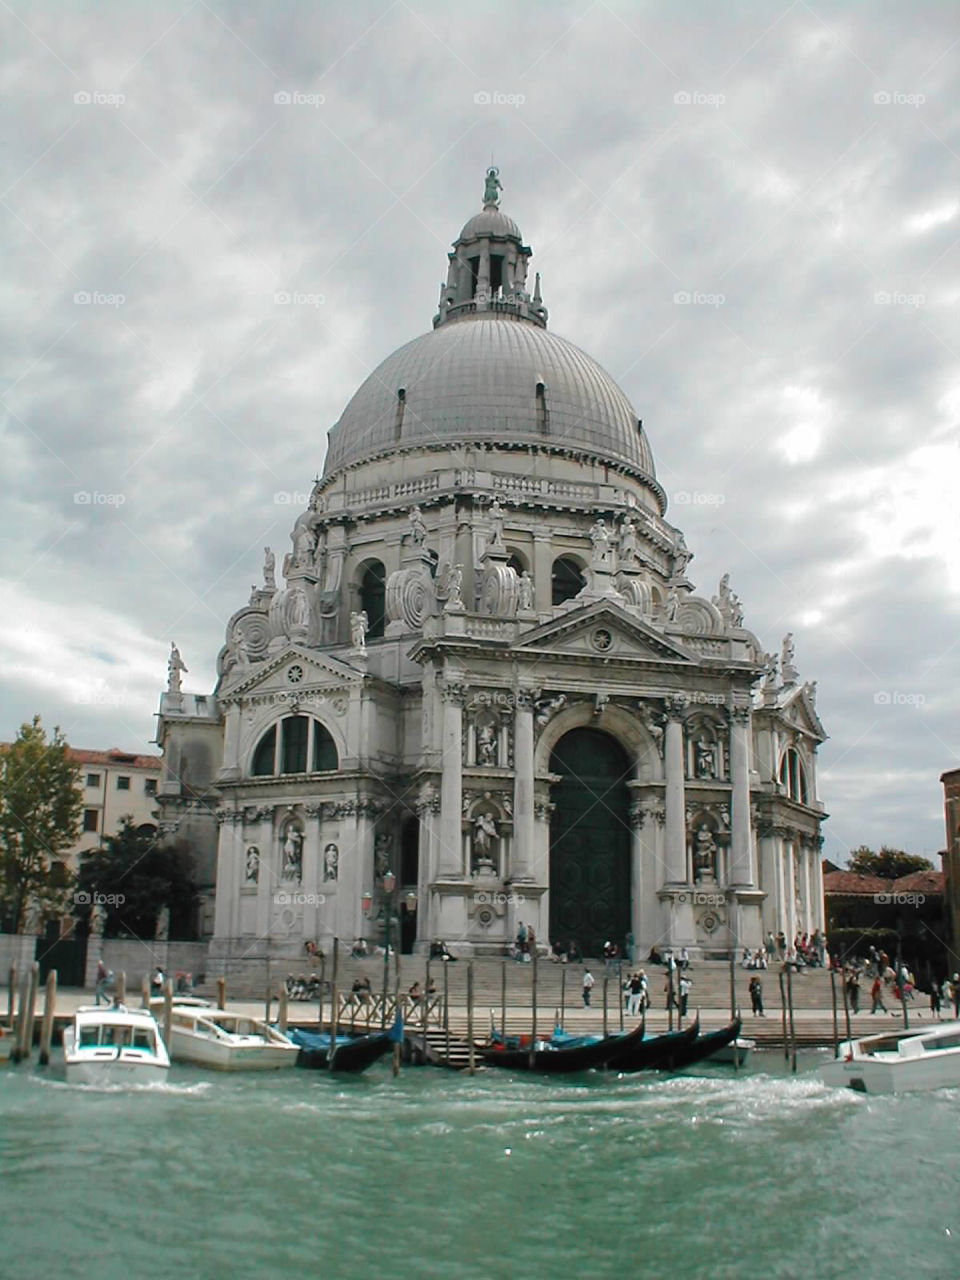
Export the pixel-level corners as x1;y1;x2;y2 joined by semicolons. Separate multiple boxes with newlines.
749;975;764;1016
582;968;595;1007
869;974;887;1014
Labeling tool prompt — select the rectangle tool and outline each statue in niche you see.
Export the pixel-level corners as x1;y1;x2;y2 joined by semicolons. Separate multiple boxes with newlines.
694;736;717;779
263;547;276;591
290;589;311;631
489;497;506;547
518;570;534;610
664;587;680;622
245;846;260;883
282;827;303;881
477;721;497;766
375;832;392;878
408;506;427;546
693;825;718;881
589;517;612;566
446;564;464;609
618;516;638;565
167;642;187;694
323;843;339;882
350;610;368;651
473;811;498;856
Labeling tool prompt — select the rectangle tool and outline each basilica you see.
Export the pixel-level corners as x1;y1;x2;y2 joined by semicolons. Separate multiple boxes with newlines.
156;170;827;966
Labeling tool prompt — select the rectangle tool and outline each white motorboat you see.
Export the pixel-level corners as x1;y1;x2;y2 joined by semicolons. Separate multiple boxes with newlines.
820;1020;960;1094
152;1000;298;1071
63;1005;170;1086
710;1036;757;1066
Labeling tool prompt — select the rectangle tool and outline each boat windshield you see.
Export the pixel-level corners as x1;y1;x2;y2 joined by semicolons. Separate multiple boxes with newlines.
923;1030;960;1051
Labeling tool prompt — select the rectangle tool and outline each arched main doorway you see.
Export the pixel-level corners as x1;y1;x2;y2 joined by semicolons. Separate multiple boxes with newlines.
549;728;631;958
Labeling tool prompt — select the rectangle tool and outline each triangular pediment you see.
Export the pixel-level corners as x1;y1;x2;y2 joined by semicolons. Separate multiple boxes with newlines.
221;645;365;702
514;600;699;664
781;683;827;741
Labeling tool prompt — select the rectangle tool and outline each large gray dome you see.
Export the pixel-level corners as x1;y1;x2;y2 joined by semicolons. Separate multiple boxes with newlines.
323;315;656;478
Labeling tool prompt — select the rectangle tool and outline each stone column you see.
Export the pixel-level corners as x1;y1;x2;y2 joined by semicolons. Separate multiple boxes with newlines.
512;692;535;881
219;704;242;780
729;708;755;886
812;844;825;932
212;812;242;940
785;841;796;946
533;533;552;613
663;696;687;884
438;682;465;876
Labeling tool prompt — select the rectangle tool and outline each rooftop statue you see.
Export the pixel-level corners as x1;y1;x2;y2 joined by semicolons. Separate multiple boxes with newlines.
484;165;502;207
167;642;187;694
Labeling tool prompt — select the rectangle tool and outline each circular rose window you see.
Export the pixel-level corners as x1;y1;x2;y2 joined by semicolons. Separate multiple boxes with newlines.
591;628;613;652
286;664;304;684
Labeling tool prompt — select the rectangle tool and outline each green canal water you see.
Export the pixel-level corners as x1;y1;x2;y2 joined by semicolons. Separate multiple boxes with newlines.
1;1051;957;1280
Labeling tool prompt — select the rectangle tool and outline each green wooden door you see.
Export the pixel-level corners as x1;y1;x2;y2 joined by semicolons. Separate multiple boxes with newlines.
549;729;631;958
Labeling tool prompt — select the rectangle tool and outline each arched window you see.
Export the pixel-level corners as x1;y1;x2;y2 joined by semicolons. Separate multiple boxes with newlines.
252;726;277;776
506;550;527;577
552;556;585;605
360;560;386;639
250;718;339;777
313;721;337;772
779;748;808;804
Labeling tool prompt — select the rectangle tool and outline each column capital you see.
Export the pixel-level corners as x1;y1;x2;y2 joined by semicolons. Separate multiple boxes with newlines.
440;680;469;706
664;693;689;720
730;705;752;726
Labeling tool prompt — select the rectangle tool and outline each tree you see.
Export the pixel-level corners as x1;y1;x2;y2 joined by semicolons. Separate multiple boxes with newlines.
0;717;83;932
77;820;197;940
848;845;933;880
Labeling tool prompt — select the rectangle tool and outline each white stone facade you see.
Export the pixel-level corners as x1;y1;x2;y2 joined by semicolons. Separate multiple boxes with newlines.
156;172;827;961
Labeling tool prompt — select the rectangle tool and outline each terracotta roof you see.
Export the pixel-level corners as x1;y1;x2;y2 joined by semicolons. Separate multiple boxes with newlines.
67;747;161;770
822;871;889;895
893;869;944;894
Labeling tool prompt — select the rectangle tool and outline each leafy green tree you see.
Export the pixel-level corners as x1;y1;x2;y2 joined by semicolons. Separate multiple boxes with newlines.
0;717;83;932
848;845;933;880
77;820;196;940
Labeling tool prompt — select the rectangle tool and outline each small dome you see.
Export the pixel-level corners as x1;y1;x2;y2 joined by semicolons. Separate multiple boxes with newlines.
458;208;522;242
323;315;656;481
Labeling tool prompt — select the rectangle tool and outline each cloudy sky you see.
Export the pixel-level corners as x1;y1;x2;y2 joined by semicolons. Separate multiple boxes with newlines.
2;1;957;862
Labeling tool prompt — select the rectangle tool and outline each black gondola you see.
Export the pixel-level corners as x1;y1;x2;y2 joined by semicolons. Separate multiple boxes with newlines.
288;1027;393;1073
666;1017;742;1071
479;1021;647;1074
606;1017;700;1072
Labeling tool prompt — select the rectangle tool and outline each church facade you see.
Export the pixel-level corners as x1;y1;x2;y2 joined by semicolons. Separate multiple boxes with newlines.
156;170;827;964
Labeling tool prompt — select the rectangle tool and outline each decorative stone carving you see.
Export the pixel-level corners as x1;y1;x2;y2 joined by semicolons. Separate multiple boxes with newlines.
323;842;339;882
638;702;665;754
617;574;651;612
693;824;718;883
712;573;744;628
518;570;535;611
781;633;798;685
408;505;427;546
618;515;639;565
415;780;440;815
589;517;613;567
269;584;314;644
488;496;506;548
694;736;717;778
386;563;432;631
663;693;689;719
481;559;519;617
445;564;465;612
281;821;304;882
245;846;260;883
534;693;566;731
477;721;497;765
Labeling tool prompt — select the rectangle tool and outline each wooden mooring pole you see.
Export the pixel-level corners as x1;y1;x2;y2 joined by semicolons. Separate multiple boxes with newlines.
279;984;289;1033
421;958;430;1062
8;965;18;1022
443;961;450;1067
778;971;789;1060
467;961;475;1076
530;947;538;1063
785;965;797;1073
163;979;174;1052
500;961;507;1042
329;936;339;1069
141;974;150;1009
22;963;39;1059
217;977;226;1010
115;970;126;1007
829;969;840;1055
602;976;609;1039
38;970;57;1066
560;966;566;1028
840;967;852;1044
